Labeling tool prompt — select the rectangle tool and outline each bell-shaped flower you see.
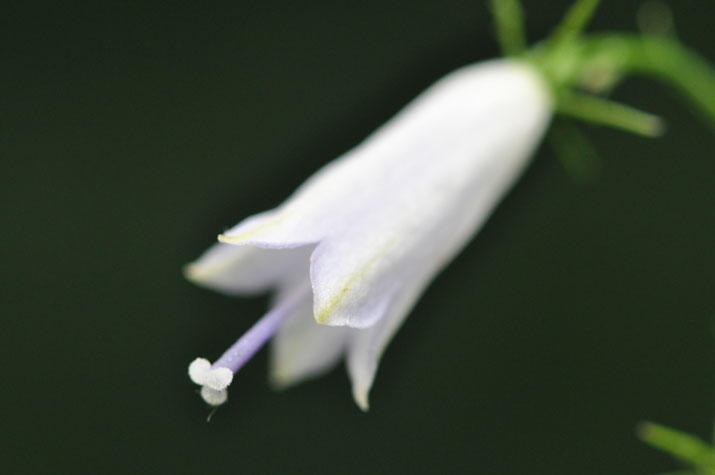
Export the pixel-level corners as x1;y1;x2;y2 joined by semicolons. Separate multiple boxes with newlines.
186;59;552;410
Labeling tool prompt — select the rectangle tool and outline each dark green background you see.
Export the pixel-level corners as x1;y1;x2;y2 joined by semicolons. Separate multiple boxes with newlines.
4;1;714;473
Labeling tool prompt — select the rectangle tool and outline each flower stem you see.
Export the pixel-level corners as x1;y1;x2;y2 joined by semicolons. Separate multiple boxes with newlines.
578;34;715;127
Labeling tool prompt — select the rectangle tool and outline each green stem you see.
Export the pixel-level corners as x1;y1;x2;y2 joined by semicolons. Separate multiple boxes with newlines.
576;34;715;125
489;0;526;56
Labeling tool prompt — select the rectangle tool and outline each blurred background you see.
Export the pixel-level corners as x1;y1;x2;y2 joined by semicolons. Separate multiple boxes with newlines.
3;0;714;473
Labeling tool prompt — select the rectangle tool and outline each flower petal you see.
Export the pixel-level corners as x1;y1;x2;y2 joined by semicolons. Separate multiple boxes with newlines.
184;243;313;295
268;283;350;388
310;60;551;329
186;59;552;410
345;116;553;408
345;270;435;411
216;63;541;250
217;149;379;248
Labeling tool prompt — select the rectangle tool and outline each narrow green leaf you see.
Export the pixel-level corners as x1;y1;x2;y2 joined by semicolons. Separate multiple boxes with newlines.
550;0;601;50
557;92;664;137
638;422;715;469
489;0;526;56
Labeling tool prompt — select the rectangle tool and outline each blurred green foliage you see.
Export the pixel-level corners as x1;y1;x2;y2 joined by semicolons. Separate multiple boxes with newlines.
640;421;715;474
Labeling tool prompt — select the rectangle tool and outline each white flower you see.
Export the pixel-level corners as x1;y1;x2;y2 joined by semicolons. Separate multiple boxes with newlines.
186;58;552;410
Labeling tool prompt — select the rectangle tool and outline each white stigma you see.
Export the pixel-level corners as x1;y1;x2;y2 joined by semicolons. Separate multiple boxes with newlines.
204;367;233;390
188;358;211;384
188;357;234;406
201;386;228;406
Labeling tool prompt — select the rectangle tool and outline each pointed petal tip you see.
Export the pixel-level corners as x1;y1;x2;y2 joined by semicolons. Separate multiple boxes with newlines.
352;385;370;412
313;302;370;328
217;231;259;245
182;261;203;283
267;370;292;391
216;233;235;244
183;260;223;286
218;232;319;250
314;307;349;327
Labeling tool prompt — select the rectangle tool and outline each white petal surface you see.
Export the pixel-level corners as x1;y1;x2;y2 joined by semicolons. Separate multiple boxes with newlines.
337;61;551;408
184;243;314;295
215;61;549;329
269;281;351;388
187;59;553;410
218;61;546;252
310;60;551;329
